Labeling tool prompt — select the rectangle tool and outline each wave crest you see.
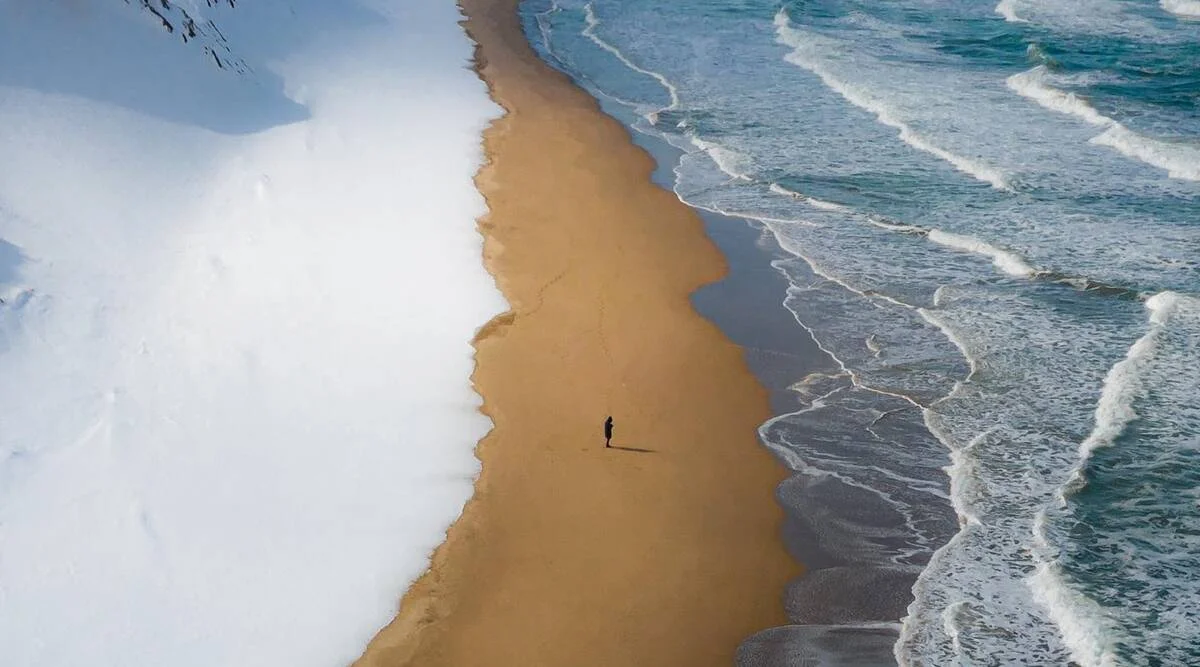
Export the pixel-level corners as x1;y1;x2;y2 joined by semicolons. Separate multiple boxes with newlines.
1008;66;1200;181
774;10;1012;191
995;0;1027;22
1161;0;1200;18
925;230;1039;278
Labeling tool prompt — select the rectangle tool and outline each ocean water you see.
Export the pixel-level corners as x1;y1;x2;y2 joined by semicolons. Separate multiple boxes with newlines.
522;0;1200;664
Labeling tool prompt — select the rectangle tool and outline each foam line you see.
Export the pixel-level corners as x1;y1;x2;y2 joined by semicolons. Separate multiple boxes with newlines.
1161;0;1200;18
689;135;752;181
582;3;680;122
1025;292;1191;667
864;217;1041;279
1006;67;1110;126
1029;512;1121;667
774;10;1011;191
1075;291;1180;463
533;0;563;61
1090;125;1200;181
1008;66;1200;181
769;183;849;211
925;230;1039;278
995;0;1028;22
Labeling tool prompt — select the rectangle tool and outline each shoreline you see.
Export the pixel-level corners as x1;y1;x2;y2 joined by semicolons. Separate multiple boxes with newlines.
354;0;799;664
526;33;942;665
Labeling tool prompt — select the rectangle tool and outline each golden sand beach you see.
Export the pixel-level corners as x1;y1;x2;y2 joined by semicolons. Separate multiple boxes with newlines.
354;1;799;664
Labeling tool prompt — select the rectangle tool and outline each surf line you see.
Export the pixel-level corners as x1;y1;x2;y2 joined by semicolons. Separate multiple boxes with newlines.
581;2;680;123
773;9;1013;191
1025;291;1190;667
1007;65;1200;182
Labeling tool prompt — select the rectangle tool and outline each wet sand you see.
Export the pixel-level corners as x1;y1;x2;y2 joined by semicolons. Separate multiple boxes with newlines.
352;0;798;665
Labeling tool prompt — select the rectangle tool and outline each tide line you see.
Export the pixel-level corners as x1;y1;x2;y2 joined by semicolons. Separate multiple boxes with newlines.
581;2;679;123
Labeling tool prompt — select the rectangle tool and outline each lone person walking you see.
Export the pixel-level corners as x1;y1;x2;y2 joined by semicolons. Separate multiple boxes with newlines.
604;416;614;448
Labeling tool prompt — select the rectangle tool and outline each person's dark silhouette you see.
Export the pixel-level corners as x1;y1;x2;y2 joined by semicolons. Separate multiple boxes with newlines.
604;416;614;448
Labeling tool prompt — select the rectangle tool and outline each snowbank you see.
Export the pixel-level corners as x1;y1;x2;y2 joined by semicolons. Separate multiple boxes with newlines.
0;1;504;665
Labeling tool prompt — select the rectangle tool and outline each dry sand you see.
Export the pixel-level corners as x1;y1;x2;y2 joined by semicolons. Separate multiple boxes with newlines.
354;0;799;664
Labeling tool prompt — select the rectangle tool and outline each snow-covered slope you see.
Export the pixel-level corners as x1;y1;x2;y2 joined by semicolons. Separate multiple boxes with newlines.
0;1;504;665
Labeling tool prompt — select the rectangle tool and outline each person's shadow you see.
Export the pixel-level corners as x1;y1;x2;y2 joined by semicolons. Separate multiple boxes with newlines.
608;445;655;453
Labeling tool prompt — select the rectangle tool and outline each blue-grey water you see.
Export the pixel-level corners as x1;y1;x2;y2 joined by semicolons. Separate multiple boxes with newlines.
521;0;1200;664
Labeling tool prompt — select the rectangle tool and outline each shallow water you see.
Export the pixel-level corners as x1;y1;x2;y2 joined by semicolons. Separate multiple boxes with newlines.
523;0;1200;664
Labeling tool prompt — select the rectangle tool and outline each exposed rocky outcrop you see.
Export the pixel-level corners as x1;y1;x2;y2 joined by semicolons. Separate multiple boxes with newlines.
126;0;247;73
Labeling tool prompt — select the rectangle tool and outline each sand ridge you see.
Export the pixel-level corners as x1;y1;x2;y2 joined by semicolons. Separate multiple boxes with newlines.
353;0;798;664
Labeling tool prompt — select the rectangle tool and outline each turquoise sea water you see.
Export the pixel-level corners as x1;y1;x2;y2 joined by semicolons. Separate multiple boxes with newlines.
523;0;1200;664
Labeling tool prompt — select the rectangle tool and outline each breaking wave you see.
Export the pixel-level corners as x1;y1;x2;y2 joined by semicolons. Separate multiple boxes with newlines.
1008;66;1200;181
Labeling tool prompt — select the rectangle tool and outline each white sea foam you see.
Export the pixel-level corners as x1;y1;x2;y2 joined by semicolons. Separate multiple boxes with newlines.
534;0;563;60
769;182;849;211
689;135;752;181
1008;66;1200;181
807;197;847;212
774;11;1011;191
771;234;919;312
896;523;971;665
940;424;991;526
1024;292;1186;667
917;310;979;381
996;0;1170;39
925;230;1039;278
0;2;506;666
867;217;926;234
940;601;969;658
682;195;822;229
1161;0;1200;18
995;0;1027;22
1074;292;1179;461
1091;125;1200;181
773;292;926;414
777;189;1042;283
582;2;679;122
1006;67;1110;126
1029;513;1121;667
782;196;1043;284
